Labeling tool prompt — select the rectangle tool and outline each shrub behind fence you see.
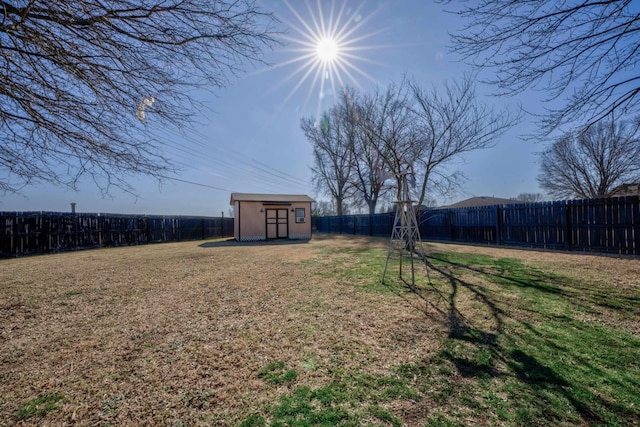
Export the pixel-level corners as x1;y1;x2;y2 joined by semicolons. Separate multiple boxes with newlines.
0;212;234;258
312;196;640;256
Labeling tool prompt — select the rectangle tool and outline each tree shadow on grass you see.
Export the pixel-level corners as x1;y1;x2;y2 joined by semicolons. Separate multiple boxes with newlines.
507;349;605;424
426;251;640;326
396;253;637;425
427;253;570;297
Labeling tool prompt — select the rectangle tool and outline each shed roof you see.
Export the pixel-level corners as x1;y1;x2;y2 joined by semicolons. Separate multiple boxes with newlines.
230;193;315;205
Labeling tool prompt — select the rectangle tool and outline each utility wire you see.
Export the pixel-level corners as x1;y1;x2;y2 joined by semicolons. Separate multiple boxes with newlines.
155;129;311;193
156;174;232;192
166;127;309;185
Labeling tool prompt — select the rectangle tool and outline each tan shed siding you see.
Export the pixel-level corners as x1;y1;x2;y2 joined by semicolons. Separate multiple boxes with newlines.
233;201;240;240
288;202;312;239
231;194;314;241
238;201;266;241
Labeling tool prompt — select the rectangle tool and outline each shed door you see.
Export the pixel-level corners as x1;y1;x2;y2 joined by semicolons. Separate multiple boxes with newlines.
266;209;288;239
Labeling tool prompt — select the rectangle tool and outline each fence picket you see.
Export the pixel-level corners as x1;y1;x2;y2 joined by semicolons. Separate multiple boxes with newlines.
313;196;640;256
0;212;234;258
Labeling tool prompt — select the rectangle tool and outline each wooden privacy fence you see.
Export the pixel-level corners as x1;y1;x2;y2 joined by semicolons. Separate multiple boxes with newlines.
313;212;396;237
313;196;640;256
0;212;234;258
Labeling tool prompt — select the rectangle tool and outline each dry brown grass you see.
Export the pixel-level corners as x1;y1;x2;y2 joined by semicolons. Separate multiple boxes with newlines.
0;234;638;426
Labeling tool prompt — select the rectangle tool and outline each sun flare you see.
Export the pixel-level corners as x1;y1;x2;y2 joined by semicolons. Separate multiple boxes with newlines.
272;0;387;115
316;37;339;63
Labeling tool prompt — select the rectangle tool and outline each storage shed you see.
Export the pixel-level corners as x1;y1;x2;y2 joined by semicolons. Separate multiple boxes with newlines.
230;193;314;241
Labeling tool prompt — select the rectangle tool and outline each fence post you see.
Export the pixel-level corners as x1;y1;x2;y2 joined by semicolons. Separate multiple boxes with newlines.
565;201;572;251
73;211;79;250
13;212;22;256
41;214;50;253
13;212;19;256
495;205;502;245
449;210;454;241
144;216;150;244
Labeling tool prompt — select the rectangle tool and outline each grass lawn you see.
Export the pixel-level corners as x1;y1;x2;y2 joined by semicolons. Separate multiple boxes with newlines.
0;234;638;426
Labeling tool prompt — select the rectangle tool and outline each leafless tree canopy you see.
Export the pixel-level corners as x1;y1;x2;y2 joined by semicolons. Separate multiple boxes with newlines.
358;82;420;204
303;76;515;212
409;75;514;207
0;0;278;193
301;110;354;217
538;119;640;199
333;88;390;215
445;0;640;134
515;193;545;203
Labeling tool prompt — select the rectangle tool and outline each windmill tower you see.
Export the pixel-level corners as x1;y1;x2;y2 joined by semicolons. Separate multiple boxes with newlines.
382;166;426;291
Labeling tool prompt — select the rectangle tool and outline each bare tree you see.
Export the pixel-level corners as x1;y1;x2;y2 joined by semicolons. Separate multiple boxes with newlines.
515;193;545;203
538;118;640;199
337;87;390;215
301;110;354;216
445;0;640;134
0;1;278;194
322;77;513;212
359;82;420;203
409;74;515;208
306;77;514;213
311;200;335;216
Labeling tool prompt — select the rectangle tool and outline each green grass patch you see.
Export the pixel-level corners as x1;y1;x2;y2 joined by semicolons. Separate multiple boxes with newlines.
243;367;420;426
16;393;65;420
309;246;433;294
365;404;403;427
258;361;299;385
239;414;266;427
294;245;640;426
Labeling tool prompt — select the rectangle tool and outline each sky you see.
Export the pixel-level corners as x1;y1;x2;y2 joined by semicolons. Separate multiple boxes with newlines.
1;0;544;216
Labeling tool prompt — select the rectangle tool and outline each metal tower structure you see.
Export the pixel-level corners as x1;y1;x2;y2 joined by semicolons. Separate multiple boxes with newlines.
382;170;426;291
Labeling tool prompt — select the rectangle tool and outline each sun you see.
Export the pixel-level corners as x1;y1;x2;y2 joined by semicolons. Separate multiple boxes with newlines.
316;37;339;63
271;0;387;115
